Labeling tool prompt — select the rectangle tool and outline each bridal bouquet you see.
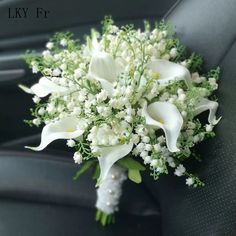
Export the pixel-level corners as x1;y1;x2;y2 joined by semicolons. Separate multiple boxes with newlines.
20;17;220;225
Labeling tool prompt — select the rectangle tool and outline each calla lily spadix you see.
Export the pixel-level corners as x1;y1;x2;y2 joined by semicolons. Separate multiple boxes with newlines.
194;98;221;125
150;59;192;87
97;142;133;185
88;51;123;96
142;101;183;152
26;116;84;151
19;77;68;98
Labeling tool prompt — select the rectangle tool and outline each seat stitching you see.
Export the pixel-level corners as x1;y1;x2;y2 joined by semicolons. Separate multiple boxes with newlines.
163;0;183;20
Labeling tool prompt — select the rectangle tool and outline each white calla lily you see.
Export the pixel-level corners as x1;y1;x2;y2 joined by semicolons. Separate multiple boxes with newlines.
18;84;34;94
194;98;221;125
88;51;123;96
26;116;84;151
150;59;192;87
97;142;133;185
19;77;68;98
142;101;183;152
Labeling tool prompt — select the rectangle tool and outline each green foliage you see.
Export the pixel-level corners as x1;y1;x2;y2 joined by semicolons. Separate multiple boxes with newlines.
207;67;221;80
117;157;145;171
23;119;34;127
156;20;171;33
76;140;94;160
24;50;38;66
101;15;114;34
188;53;203;72
96;210;115;226
117;157;145;184
185;173;205;187
51;31;80;52
73;160;95;180
171;39;187;62
91;163;100;180
128;169;142;183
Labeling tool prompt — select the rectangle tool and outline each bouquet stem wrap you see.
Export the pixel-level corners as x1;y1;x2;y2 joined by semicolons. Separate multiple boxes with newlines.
96;165;127;215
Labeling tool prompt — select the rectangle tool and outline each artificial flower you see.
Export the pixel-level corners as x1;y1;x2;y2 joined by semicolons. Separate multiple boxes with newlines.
150;59;192;87
19;77;68;97
26;116;84;151
194;98;221;125
97;142;133;184
142;101;183;152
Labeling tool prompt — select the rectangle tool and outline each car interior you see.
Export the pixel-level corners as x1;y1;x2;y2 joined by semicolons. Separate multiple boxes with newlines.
0;0;235;235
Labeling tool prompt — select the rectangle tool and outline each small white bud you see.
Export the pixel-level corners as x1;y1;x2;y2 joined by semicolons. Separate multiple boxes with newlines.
150;159;158;167
33;96;40;104
60;38;67;46
178;93;186;102
170;48;178;58
52;68;61;77
153;144;161;153
142;136;150;143
38;107;45;115
193;135;200;143
67;139;76;147
181;111;187;117
145;144;152;151
32;118;41;126
174;164;186;177
74;68;82;79
73;152;83;164
206;124;213;132
140;151;148;158
144;156;151;164
186;177;194;186
46;42;54;50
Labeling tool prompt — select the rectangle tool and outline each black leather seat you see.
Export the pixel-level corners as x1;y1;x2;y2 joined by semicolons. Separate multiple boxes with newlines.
142;0;236;235
1;0;236;235
0;151;160;236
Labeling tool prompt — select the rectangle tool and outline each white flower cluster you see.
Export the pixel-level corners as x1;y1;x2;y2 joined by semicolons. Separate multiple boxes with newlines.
22;19;220;207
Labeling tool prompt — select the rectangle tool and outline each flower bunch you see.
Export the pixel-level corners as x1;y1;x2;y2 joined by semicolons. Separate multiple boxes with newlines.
21;17;220;225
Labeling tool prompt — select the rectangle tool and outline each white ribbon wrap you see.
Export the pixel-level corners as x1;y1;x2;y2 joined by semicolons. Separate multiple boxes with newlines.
95;165;127;215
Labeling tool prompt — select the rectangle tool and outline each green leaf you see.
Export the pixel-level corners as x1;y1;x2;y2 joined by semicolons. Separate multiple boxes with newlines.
128;169;142;184
117;157;145;171
73;160;94;180
91;163;100;180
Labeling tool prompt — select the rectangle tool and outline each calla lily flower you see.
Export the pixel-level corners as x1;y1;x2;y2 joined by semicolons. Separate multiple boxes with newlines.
88;51;123;96
19;77;68;98
150;59;192;87
26;116;84;151
97;142;133;185
142;101;183;152
194;98;221;125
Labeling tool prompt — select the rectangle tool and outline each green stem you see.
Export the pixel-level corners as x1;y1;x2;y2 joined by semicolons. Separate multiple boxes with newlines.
95;209;115;226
